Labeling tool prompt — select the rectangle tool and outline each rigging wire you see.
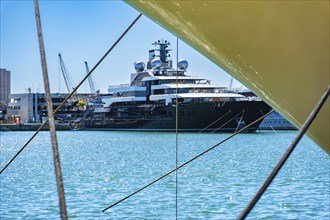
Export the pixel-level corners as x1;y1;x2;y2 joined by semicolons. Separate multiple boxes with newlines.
175;37;179;219
34;0;67;218
238;84;330;220
102;109;275;212
0;13;143;175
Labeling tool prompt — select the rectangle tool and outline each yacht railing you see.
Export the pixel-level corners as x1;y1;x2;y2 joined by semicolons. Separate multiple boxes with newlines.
108;83;130;88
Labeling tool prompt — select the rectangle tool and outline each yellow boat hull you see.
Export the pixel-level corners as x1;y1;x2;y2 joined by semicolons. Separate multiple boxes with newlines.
126;1;329;154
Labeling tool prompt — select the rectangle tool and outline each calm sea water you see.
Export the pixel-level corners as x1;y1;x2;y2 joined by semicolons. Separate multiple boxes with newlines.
0;130;329;219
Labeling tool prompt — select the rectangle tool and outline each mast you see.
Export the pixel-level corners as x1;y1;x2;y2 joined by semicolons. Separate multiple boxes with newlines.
147;40;172;69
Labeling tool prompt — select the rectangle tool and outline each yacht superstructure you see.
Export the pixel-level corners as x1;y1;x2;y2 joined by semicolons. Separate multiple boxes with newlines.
84;40;271;132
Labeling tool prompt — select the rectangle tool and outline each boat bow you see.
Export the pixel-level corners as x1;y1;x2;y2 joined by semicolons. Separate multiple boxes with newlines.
125;1;330;153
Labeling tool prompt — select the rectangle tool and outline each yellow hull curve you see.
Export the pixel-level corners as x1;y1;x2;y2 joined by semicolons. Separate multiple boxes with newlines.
126;1;329;154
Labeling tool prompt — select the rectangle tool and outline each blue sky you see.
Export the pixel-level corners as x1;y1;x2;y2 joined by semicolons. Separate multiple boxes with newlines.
1;0;240;94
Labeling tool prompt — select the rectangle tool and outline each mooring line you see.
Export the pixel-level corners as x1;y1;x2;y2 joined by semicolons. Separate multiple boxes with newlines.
237;85;329;220
102;109;275;212
211;110;244;133
234;110;245;133
198;110;231;133
34;0;67;218
269;125;278;134
0;13;142;175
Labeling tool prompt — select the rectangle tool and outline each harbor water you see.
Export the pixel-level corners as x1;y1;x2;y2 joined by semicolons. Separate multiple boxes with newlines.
0;130;329;219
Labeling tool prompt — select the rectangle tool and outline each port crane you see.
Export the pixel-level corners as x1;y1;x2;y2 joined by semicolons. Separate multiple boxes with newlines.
84;61;99;94
58;53;76;93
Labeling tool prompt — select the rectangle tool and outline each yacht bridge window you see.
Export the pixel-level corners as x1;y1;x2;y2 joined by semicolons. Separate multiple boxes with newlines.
158;79;196;84
152;88;220;95
114;91;146;97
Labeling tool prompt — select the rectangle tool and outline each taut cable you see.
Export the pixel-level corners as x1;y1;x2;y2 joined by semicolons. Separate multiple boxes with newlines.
238;85;330;220
102;109;275;212
175;37;179;220
0;13;142;175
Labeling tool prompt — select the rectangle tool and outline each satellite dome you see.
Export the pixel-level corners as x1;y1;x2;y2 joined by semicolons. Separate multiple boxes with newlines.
178;59;188;70
134;61;145;72
151;58;162;69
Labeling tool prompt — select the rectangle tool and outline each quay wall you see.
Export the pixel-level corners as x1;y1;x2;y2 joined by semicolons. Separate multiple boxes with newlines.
0;123;73;131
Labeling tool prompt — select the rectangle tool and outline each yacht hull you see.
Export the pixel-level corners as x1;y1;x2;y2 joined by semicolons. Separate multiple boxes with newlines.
84;101;271;133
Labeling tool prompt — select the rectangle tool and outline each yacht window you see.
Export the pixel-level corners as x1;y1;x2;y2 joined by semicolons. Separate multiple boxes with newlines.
160;80;171;84
151;80;159;85
153;89;164;95
179;88;189;93
11;98;21;103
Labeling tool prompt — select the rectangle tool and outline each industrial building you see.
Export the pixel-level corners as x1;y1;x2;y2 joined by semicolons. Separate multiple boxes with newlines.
0;68;11;103
6;92;95;124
